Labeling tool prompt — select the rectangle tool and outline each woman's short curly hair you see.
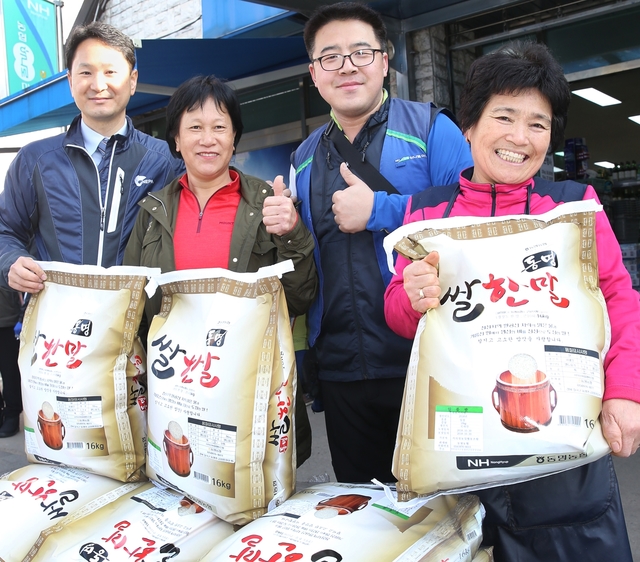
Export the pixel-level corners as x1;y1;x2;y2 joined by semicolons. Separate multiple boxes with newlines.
458;42;571;152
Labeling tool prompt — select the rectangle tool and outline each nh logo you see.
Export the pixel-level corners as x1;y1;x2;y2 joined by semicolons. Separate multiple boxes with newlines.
28;0;50;17
467;458;490;468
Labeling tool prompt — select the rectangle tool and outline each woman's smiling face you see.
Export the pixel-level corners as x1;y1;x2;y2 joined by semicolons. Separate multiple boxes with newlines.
174;97;235;190
466;89;552;186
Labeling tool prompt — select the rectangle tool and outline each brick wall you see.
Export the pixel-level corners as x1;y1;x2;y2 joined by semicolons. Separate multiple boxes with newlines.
100;0;202;39
409;24;475;113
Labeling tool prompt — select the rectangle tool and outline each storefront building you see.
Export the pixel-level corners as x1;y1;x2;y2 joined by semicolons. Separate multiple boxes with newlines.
2;0;640;224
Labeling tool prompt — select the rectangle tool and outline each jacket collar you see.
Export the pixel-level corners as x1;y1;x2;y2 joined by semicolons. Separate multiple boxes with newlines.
442;167;534;217
233;166;270;210
326;92;390;148
330;88;389;131
64;114;135;153
138;166;268;231
459;166;535;193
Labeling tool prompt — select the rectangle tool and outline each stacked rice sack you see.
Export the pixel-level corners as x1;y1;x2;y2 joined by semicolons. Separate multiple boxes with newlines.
4;250;502;561
0;464;135;562
25;481;234;561
199;483;485;561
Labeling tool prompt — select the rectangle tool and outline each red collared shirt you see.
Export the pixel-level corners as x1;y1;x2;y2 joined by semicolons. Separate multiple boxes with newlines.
174;170;242;270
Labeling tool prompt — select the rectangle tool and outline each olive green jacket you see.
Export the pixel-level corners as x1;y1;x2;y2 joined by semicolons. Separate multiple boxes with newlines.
124;167;317;466
124;167;317;319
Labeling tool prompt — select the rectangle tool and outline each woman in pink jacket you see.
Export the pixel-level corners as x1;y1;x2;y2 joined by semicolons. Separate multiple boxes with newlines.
384;42;640;561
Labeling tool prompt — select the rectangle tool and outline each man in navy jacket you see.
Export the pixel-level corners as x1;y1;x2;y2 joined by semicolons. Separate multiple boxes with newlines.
0;22;184;294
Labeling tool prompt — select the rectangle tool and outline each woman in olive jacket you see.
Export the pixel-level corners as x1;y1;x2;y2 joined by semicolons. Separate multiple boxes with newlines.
125;169;317;320
124;75;317;466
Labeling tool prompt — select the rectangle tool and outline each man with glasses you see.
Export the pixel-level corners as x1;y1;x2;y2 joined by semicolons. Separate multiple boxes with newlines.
290;2;472;483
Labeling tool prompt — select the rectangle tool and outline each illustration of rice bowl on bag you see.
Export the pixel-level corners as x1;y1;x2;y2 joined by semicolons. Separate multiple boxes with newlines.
163;421;193;477
144;262;297;525
314;493;372;518
492;353;557;432
383;201;611;500
38;400;66;449
18;261;158;482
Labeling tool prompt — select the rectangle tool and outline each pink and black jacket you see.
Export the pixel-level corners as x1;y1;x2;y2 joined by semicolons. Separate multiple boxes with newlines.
384;167;640;404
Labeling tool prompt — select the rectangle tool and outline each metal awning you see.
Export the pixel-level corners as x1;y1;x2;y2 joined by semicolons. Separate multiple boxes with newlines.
250;0;525;31
0;36;308;137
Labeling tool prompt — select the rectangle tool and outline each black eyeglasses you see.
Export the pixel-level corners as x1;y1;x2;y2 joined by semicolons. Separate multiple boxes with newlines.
312;49;384;71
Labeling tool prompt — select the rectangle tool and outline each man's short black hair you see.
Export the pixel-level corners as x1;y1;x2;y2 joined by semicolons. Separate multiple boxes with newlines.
458;41;571;152
65;22;136;71
165;75;243;159
303;2;387;59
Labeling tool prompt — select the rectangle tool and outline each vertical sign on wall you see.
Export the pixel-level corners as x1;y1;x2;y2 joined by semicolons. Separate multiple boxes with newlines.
1;0;58;95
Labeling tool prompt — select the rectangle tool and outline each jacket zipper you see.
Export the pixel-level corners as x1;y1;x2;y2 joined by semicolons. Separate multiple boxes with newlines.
196;193;215;234
323;129;370;376
107;167;125;233
104;140;118;262
346;234;369;378
97;140;117;265
197;210;204;233
491;183;496;216
360;141;370;162
67;143;113;266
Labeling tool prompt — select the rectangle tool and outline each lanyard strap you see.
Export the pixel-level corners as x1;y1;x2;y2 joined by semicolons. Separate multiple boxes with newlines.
327;122;400;196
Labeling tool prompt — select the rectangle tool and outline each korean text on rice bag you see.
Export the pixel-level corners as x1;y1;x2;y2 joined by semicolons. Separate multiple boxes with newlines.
26;481;234;562
19;262;157;482
0;464;135;562
385;200;611;500
144;263;296;525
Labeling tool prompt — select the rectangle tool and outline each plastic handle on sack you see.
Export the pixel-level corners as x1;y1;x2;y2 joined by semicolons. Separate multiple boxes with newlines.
145;277;159;298
371;478;435;509
381;199;603;275
35;260;161;278
149;259;296;289
255;259;294;279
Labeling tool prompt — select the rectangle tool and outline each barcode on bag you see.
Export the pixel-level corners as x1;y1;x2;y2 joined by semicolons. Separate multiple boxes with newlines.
193;471;210;483
66;442;84;449
466;530;478;540
558;415;581;426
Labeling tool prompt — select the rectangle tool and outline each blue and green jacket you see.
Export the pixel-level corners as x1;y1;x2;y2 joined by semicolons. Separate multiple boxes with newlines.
290;97;472;379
